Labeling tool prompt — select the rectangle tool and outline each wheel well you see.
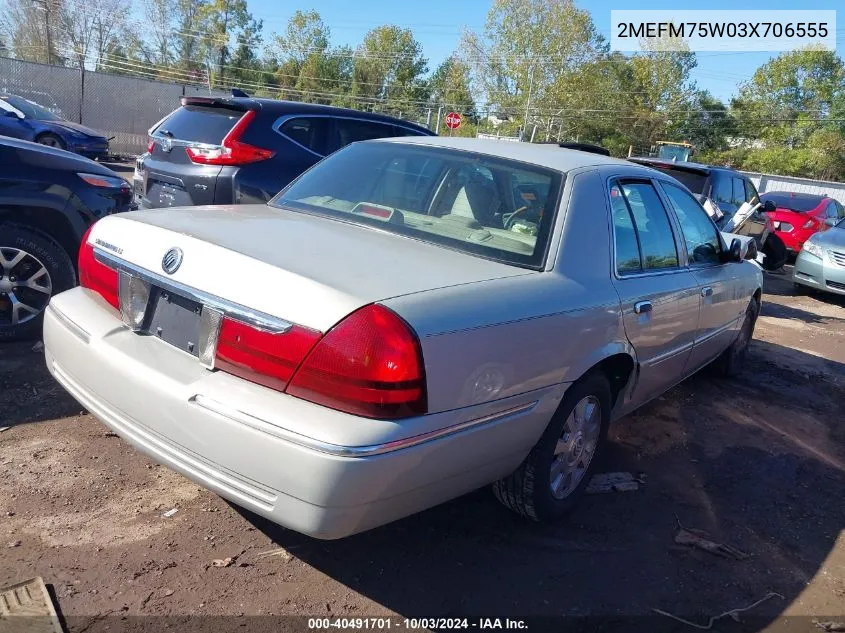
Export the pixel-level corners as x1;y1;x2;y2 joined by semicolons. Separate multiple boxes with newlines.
1;208;79;269
593;353;635;407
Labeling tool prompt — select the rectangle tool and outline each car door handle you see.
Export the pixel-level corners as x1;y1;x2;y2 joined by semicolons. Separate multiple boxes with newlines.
701;287;714;298
634;301;652;314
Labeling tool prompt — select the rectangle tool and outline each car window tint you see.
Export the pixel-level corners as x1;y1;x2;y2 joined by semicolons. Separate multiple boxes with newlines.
390;125;428;137
660;168;707;195
711;174;733;205
279;117;331;155
332;119;397;151
826;201;839;219
743;179;759;205
610;185;642;274
731;178;745;207
155;106;242;144
661;182;722;265
618;182;679;270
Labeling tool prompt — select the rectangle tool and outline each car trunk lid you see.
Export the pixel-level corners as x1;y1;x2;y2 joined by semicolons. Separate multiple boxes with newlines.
87;204;531;333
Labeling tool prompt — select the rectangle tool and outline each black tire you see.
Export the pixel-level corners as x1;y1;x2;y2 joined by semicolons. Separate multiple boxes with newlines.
492;373;612;522
36;133;67;150
762;233;788;271
711;297;759;378
0;224;76;341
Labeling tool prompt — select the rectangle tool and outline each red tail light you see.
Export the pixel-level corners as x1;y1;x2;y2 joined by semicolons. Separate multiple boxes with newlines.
286;305;427;419
147;138;155;154
185;110;274;166
214;317;321;392
78;225;119;310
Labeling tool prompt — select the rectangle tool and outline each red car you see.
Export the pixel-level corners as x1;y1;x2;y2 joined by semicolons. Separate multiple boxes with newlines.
761;191;845;255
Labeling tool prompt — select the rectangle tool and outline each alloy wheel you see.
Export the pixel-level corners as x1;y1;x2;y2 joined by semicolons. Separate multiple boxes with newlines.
549;395;602;499
0;247;53;326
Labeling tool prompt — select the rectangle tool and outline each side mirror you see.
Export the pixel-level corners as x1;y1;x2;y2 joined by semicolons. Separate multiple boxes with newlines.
761;200;776;213
729;238;743;263
825;217;839;228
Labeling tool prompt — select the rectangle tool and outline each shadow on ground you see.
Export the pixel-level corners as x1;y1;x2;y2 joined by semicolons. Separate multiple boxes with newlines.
0;341;81;427
242;340;845;627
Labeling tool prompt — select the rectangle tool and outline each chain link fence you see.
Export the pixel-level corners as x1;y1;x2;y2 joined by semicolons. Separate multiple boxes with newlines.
1;56;229;156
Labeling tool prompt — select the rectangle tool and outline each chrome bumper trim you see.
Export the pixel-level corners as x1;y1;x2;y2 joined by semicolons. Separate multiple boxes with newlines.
94;249;293;334
47;303;91;344
190;394;539;458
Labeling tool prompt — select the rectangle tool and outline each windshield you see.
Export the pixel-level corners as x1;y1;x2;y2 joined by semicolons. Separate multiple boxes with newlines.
2;96;62;121
761;192;825;212
657;145;691;162
272;142;564;269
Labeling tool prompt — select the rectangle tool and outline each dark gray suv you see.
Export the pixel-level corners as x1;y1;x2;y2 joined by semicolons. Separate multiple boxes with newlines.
630;157;788;270
136;96;435;209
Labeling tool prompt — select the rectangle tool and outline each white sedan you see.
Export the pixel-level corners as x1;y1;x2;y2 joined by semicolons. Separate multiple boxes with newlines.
44;137;762;538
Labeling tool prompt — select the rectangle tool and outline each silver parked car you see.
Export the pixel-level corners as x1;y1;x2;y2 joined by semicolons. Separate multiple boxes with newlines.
43;138;763;539
793;216;845;296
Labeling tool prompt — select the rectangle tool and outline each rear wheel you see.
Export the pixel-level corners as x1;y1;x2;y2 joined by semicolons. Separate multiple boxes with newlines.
36;133;66;150
0;224;75;341
493;373;611;521
711;297;759;378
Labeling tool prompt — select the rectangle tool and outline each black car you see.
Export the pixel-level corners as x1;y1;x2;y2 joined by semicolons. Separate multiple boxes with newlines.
0;136;133;340
137;96;436;208
629;157;788;270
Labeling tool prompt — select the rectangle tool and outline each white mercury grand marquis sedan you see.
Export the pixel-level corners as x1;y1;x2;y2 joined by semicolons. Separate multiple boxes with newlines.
44;137;763;539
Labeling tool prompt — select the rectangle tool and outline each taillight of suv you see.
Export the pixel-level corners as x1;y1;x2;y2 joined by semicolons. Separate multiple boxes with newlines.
185;110;275;166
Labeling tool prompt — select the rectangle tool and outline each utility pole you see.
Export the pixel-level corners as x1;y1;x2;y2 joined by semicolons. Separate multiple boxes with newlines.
435;105;443;134
522;59;534;142
218;0;231;85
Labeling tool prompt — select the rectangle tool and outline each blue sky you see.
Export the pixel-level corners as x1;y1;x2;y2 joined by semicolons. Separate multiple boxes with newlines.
249;0;842;103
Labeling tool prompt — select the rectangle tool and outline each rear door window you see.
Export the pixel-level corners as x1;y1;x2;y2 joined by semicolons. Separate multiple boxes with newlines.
731;178;747;206
154;106;242;143
613;181;679;273
743;179;760;205
331;119;400;152
711;173;734;206
279;117;331;155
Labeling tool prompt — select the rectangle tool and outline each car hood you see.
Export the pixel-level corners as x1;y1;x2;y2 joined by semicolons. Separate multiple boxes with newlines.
90;204;533;332
812;225;845;249
40;120;106;140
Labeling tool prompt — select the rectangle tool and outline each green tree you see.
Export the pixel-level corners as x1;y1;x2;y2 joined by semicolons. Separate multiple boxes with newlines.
462;0;606;138
199;0;258;83
351;25;428;114
174;0;210;72
733;49;845;146
429;55;476;122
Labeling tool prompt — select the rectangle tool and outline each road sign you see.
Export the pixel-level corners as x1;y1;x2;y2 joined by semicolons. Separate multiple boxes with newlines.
445;112;462;130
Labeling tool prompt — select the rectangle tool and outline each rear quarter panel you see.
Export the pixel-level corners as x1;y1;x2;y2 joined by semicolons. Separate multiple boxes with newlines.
384;169;632;414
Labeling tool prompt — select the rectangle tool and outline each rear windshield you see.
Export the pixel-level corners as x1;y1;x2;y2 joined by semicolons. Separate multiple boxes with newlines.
154;105;242;144
761;192;825;212
272;143;564;269
659;167;707;194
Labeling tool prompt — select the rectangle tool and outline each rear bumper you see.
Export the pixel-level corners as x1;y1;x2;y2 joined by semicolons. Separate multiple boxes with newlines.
44;288;561;539
792;252;845;296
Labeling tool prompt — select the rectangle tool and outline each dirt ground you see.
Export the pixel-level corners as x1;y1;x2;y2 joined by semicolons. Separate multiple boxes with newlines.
1;268;844;632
